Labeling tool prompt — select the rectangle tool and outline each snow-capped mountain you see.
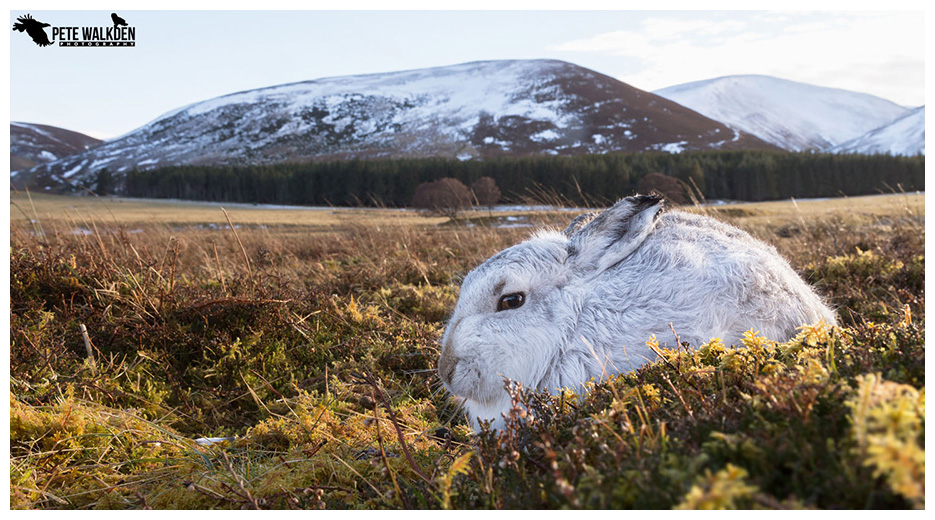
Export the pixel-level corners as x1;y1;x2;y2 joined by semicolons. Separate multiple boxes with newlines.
11;122;102;172
654;75;911;152
832;106;925;156
13;60;774;190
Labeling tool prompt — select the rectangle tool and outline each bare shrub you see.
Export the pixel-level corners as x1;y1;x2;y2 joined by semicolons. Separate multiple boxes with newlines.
471;176;501;211
637;172;688;205
411;178;473;218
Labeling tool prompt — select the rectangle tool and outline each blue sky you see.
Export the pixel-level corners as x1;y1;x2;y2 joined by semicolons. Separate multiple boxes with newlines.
7;5;927;140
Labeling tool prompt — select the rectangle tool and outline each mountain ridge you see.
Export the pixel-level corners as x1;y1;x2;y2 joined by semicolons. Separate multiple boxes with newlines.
11;122;102;173
12;59;774;190
14;62;924;192
653;74;913;152
832;106;925;156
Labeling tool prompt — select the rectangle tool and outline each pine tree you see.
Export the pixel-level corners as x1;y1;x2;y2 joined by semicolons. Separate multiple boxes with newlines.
94;168;116;195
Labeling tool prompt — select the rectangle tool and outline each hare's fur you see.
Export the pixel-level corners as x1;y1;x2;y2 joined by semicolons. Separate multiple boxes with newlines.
438;196;836;430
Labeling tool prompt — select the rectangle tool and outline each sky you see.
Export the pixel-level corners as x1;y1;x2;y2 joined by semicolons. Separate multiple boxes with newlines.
7;3;928;141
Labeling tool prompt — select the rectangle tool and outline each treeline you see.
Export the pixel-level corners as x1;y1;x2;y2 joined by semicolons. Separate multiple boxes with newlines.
122;151;924;206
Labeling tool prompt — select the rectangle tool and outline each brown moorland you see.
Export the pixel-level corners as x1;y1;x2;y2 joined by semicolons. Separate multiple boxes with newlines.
10;191;924;509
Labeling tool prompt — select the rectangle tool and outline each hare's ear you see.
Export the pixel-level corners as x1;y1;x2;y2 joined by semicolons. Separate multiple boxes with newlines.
562;212;599;238
566;195;663;274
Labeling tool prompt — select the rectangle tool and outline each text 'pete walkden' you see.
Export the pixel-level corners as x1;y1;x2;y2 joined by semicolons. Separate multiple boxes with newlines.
53;26;136;47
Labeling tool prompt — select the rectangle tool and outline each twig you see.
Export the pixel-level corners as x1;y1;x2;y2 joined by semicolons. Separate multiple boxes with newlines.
212;240;228;294
661;373;693;419
220;207;254;282
134;492;152;510
184;481;242;504
355;372;433;485
24;187;46;240
78;324;97;375
191;297;291;311
220;452;262;509
370;392;408;508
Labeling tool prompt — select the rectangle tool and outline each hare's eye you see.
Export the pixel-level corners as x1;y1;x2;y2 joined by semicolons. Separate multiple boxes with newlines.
497;292;526;312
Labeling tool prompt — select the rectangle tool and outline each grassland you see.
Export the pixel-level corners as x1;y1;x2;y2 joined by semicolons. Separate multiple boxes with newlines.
9;191;924;509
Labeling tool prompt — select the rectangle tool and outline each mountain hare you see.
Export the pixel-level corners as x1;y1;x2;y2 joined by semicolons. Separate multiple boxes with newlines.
438;195;835;430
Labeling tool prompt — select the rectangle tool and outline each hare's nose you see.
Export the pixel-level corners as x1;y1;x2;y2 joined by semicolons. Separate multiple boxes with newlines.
437;348;459;386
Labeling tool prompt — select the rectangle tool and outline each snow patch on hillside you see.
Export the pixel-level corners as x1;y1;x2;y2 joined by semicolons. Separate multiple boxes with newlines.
833;106;925;156
655;75;910;152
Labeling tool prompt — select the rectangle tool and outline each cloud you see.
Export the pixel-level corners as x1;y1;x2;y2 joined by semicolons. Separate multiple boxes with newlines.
548;11;924;105
551;17;755;53
553;15;761;47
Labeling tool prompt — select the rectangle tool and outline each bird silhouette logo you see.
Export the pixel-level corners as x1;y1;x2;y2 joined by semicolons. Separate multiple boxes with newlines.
12;14;52;47
111;13;128;28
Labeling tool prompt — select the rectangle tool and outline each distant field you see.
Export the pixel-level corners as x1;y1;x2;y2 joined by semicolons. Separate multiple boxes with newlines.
9;192;449;228
10;191;924;230
707;191;924;223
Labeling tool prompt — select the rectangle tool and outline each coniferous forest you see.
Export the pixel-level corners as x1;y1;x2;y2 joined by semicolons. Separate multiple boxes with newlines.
121;151;924;206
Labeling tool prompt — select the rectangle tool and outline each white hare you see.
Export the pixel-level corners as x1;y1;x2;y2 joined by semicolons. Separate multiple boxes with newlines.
438;195;836;430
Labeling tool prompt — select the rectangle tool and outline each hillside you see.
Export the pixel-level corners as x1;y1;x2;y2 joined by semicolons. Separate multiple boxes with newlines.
10;122;102;173
832;106;925;156
654;75;911;152
12;60;774;190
